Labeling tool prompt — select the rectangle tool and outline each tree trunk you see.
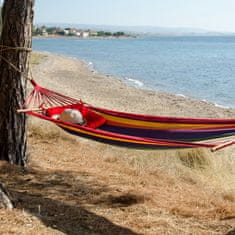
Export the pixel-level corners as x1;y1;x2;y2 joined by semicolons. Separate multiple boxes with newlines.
0;0;34;166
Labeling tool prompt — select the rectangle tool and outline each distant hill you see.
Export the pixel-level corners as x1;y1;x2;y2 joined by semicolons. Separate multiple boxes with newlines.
35;23;235;36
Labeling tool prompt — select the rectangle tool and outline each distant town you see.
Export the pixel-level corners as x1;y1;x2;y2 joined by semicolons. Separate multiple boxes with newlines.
33;26;131;38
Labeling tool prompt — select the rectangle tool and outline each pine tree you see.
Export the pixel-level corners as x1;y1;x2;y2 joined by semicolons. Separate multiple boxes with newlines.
0;0;34;208
0;0;34;165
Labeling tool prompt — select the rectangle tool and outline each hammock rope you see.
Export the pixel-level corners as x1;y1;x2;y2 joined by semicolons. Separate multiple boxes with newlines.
23;79;82;109
0;45;33;81
0;45;33;130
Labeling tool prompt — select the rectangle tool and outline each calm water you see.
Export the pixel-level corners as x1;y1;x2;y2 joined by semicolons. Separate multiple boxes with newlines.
33;36;235;107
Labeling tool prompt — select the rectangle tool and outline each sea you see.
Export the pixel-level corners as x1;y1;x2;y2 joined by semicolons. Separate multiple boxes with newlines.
33;36;235;108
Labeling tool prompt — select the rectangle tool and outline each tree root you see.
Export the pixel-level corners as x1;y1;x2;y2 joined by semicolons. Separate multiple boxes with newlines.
0;183;13;209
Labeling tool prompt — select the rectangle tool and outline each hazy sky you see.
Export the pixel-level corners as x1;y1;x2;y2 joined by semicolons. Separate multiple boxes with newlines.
35;0;235;32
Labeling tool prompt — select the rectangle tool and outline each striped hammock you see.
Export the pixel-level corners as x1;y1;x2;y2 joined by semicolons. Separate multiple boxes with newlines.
20;80;235;151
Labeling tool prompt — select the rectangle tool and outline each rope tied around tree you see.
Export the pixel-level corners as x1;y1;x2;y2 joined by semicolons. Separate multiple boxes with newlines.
0;45;33;130
0;45;82;111
0;45;33;81
0;45;32;53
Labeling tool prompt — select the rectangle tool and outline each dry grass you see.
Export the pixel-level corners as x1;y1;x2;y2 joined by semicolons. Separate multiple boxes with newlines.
0;120;234;234
30;53;48;66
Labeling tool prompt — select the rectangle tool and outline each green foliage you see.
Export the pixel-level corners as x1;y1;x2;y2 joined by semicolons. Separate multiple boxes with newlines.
47;27;60;34
32;26;41;36
68;32;74;36
104;32;112;36
113;32;125;37
56;31;65;36
97;31;106;37
97;31;126;37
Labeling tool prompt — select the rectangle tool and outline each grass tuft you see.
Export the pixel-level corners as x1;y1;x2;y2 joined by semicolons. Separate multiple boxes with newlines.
27;120;77;144
222;192;235;202
176;148;212;169
30;53;48;66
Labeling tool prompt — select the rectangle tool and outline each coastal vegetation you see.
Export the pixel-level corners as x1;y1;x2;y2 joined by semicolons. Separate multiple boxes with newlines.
33;25;130;38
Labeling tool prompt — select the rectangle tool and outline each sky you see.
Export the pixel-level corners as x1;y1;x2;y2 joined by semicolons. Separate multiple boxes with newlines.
35;0;235;32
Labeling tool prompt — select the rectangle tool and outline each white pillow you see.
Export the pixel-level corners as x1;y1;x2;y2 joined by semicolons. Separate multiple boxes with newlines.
59;109;85;125
51;114;60;120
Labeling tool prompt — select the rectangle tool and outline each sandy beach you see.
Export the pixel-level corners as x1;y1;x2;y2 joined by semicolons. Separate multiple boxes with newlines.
32;52;235;120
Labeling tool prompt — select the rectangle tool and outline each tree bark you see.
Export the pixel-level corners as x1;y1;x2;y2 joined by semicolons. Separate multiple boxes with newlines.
0;0;34;166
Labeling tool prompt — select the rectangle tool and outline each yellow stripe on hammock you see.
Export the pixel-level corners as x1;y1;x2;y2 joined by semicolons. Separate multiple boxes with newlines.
98;113;235;130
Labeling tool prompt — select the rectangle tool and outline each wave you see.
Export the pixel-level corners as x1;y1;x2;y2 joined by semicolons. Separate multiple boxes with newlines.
214;103;230;109
125;77;144;87
176;94;186;98
202;99;231;109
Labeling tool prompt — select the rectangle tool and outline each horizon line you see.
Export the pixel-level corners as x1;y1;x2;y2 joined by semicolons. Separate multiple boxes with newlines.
34;22;235;34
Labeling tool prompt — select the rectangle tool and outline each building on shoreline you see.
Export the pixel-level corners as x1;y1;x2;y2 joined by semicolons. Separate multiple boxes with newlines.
33;26;129;38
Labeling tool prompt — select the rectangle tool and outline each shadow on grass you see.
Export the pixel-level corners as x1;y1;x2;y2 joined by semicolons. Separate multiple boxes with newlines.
0;163;142;235
14;191;140;235
226;228;235;235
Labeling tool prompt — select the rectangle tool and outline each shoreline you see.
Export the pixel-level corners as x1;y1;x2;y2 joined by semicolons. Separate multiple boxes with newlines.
82;58;233;110
33;35;135;40
32;51;235;119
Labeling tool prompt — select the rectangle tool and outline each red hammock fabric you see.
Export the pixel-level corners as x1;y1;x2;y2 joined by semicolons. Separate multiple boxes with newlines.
46;103;106;129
